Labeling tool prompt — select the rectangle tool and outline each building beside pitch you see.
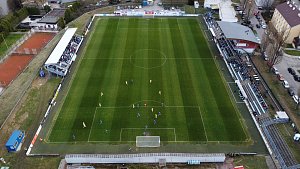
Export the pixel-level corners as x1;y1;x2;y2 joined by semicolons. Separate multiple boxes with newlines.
204;0;238;22
216;21;260;53
44;28;83;76
19;9;65;30
270;1;300;44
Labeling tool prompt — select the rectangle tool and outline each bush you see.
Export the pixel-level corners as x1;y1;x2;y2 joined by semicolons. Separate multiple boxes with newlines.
0;7;29;43
57;17;65;29
26;7;41;15
44;5;51;13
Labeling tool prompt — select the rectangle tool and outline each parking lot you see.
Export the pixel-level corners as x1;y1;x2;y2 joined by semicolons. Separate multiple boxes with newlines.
275;54;300;96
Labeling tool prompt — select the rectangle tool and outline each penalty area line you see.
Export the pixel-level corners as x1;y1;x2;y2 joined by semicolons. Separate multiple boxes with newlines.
88;108;98;141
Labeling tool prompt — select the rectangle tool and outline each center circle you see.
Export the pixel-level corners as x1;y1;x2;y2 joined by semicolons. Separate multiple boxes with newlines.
130;49;167;69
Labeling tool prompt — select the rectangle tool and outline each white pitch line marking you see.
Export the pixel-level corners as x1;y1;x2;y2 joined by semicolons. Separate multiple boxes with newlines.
198;107;208;142
88;108;98;141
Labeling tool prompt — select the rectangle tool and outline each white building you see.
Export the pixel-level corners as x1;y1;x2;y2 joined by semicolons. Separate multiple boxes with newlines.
204;0;238;22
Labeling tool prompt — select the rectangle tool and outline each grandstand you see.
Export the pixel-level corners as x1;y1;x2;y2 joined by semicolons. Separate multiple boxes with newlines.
44;28;83;76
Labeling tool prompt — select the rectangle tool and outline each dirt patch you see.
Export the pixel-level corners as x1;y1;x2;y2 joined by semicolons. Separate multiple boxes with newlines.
16;32;55;52
31;76;48;89
0;55;34;86
0;93;30;156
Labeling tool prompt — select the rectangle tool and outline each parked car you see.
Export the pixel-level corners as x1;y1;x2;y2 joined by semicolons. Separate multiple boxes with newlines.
277;74;284;81
293;95;299;104
282;80;290;88
235;7;241;11
294;75;300;82
256;24;261;28
272;66;279;75
263;52;268;61
239;11;246;15
288;88;295;96
262;24;267;29
288;67;297;75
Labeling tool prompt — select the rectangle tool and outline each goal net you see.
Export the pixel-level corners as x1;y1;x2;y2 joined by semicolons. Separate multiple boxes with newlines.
142;14;155;18
136;136;160;147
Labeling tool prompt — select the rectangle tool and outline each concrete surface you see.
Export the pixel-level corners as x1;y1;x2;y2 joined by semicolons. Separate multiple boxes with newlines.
275;55;300;95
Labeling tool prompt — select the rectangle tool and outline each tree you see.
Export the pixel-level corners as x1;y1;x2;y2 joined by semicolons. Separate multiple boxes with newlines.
44;5;51;13
241;0;254;23
0;6;3;16
26;7;40;15
7;0;23;11
57;17;65;29
261;23;272;52
267;24;290;69
64;9;72;23
245;0;254;23
261;0;274;13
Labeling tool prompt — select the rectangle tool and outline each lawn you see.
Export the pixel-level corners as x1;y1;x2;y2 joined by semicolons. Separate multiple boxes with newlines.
48;18;247;143
0;33;24;59
284;49;300;56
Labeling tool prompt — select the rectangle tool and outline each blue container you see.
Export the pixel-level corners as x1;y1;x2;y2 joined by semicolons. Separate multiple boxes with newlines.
142;1;148;6
5;130;25;152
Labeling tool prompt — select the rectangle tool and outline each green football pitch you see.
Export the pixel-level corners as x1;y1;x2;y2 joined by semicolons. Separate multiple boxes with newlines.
48;17;247;143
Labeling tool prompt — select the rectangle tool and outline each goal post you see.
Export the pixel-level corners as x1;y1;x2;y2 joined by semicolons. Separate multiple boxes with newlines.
136;136;160;147
142;14;155;19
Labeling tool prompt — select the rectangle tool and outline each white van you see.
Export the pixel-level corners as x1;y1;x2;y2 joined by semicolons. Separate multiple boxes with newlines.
272;66;279;75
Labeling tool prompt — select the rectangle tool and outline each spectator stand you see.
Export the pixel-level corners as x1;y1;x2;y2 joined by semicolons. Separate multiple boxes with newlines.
203;13;267;115
204;12;300;169
44;28;83;77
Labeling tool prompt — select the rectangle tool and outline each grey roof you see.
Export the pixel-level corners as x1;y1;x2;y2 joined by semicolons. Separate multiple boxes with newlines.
217;21;260;44
276;1;300;27
38;17;59;24
37;8;65;24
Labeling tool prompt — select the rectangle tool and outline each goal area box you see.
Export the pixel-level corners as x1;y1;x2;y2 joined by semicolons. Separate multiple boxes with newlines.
136;136;160;147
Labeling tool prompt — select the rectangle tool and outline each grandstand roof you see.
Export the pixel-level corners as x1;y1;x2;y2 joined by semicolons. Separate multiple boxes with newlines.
217;21;260;44
45;28;77;65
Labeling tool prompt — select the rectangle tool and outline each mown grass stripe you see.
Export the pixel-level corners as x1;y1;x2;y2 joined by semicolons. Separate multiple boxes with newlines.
159;19;189;141
168;18;204;141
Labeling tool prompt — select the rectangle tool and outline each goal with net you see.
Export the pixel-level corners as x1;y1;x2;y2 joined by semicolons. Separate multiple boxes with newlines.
136;136;160;147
